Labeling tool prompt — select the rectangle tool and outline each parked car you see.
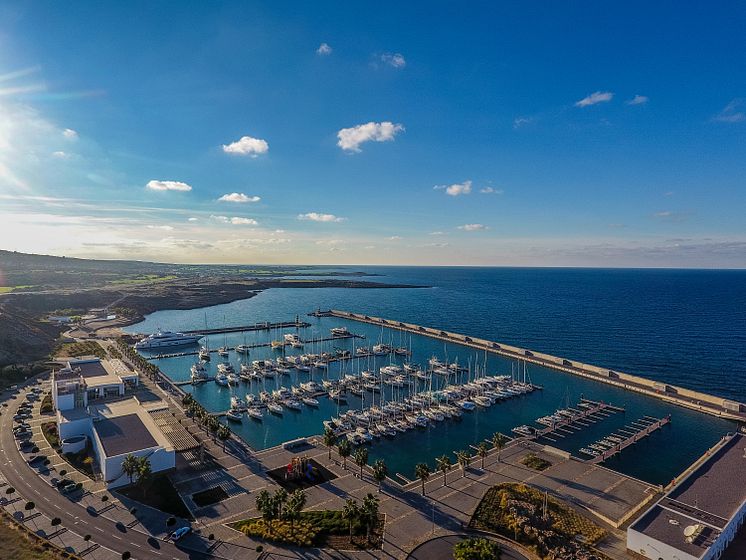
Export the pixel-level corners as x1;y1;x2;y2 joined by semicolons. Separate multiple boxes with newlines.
60;482;79;494
168;526;192;541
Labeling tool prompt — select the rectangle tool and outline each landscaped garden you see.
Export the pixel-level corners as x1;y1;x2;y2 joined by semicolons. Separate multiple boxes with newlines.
469;483;609;560
521;453;552;471
230;488;384;549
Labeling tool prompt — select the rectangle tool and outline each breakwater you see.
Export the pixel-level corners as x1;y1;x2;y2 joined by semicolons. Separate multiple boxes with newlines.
317;309;746;423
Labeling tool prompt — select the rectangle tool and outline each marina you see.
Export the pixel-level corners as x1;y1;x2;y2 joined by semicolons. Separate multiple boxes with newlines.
127;307;741;485
580;415;672;464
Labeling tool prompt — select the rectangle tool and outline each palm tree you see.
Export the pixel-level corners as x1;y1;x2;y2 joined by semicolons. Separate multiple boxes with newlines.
342;498;360;539
136;456;152;495
436;454;452;486
273;488;288;520
456;450;470;477
121;454;139;485
255;489;273;523
322;427;337;461
361;493;380;542
492;432;508;462
284;490;306;536
372;459;388;492
217;424;231;450
477;442;490;469
337;438;352;470
353;447;369;478
415;462;431;495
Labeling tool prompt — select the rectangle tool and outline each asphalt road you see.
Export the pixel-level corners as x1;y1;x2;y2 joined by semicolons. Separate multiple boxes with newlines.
0;380;211;560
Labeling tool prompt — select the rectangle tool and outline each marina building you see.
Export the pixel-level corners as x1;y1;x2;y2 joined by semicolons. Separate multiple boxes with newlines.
627;431;746;560
51;358;175;487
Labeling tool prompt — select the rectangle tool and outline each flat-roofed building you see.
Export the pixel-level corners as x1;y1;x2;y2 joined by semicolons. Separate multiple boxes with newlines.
52;357;139;411
628;432;746;560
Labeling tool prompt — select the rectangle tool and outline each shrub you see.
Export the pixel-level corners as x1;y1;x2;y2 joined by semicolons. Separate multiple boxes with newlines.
454;537;501;560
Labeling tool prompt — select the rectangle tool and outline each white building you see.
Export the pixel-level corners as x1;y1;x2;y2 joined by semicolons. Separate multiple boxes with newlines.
627;432;746;560
52;358;175;488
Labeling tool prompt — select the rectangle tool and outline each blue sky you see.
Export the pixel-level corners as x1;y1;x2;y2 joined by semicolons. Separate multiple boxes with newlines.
0;1;744;266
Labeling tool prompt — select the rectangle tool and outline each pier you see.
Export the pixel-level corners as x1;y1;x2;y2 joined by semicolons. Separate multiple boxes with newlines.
315;309;746;423
585;415;671;464
529;399;624;442
181;319;311;336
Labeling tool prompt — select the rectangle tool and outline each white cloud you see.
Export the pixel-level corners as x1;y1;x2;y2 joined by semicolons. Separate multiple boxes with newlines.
380;52;406;68
626;94;649;106
317;43;332;55
429;231;444;236
52;151;71;159
146;180;193;192
147;225;174;231
337;121;404;152
458;223;489;231
222;135;269;157
315;239;343;246
218;192;261;203
575;91;614;107
387;235;402;241
298;212;346;223
187;217;198;222
480;187;503;195
211;215;258;225
62;128;78;139
713;99;745;123
434;180;472;196
513;116;534;129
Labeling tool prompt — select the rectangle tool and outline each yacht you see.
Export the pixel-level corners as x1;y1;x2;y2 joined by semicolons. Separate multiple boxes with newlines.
247;407;263;420
215;372;229;386
199;346;211;361
302;396;320;407
235;344;251;354
135;331;202;350
190;362;209;384
218;346;229;357
227;373;240;385
267;402;284;415
331;327;350;337
284;333;301;344
226;409;242;422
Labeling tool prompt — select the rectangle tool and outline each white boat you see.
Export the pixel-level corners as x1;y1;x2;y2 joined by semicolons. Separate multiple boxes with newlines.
284;333;301;343
218;346;229;357
199;346;211;361
291;340;304;348
135;331;202;350
231;396;246;411
217;362;235;374
215;373;229;386
331;327;350;337
267;403;283;415
236;344;251;354
247;407;263;420
302;397;319;407
284;399;302;411
372;344;389;355
459;400;476;411
226;409;242;422
227;373;240;385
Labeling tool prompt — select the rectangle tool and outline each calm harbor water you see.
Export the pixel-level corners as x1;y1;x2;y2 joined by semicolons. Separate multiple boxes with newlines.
126;267;746;485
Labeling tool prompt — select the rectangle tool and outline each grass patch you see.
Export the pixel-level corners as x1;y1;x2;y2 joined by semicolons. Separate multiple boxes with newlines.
54;341;106;359
470;483;608;559
230;510;384;550
108;274;177;285
521;453;552;471
117;475;193;520
0;510;78;560
0;285;33;293
192;486;229;508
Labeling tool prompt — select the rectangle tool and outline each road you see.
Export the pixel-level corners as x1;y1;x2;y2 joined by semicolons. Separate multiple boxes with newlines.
0;379;215;560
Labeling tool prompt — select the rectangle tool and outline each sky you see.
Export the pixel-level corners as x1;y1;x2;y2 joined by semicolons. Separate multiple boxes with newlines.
0;1;744;267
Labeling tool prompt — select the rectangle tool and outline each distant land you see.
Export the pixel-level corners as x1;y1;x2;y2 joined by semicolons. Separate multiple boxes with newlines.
0;249;425;371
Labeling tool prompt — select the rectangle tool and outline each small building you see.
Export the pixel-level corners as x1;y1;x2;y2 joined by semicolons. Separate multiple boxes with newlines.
51;358;174;488
627;432;746;560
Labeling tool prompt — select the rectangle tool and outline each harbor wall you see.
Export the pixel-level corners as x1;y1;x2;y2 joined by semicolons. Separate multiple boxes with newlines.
326;310;746;423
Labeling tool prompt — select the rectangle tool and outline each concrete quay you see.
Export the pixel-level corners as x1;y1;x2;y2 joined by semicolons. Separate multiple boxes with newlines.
318;309;746;423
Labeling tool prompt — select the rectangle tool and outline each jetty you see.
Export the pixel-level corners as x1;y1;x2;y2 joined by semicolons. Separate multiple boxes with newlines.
584;415;671;464
181;318;311;336
315;309;746;422
533;399;624;442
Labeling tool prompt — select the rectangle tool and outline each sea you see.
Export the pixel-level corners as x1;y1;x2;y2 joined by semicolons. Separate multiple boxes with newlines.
125;267;746;485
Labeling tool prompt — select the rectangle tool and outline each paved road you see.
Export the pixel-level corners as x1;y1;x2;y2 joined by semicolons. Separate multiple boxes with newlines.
0;380;215;560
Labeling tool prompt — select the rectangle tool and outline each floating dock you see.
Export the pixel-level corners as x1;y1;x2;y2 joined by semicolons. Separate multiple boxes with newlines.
181;319;311;336
584;415;671;464
312;309;746;423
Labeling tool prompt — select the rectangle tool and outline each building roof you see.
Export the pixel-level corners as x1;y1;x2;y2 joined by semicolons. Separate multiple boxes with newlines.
630;432;746;557
94;413;158;457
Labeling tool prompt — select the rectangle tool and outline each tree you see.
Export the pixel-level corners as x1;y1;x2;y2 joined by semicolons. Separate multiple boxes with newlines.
372;459;388;492
136;456;152;496
24;501;35;511
51;517;62;527
342;498;360;539
284;490;307;535
322;427;337;461
166;516;176;527
217;424;231;450
436;454;452;486
273;488;288;520
255;490;273;524
415;463;431;495
456;450;470;477
353;447;369;478
360;493;379;542
121;454;139;485
337;438;352;470
477;442;490;469
492;432;508;463
453;537;501;560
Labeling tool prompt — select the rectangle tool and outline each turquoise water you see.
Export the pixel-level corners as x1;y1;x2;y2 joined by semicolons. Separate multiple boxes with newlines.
125;268;745;484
